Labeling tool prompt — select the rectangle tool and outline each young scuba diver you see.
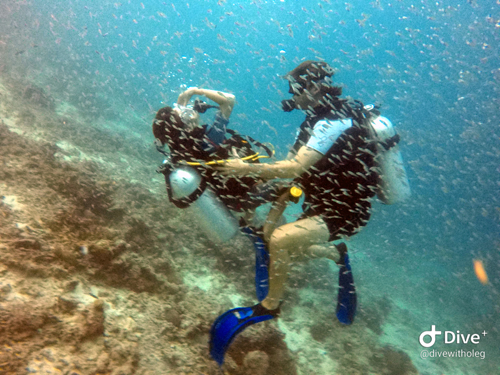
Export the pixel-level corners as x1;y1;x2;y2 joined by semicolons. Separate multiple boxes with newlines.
152;87;281;243
209;61;410;365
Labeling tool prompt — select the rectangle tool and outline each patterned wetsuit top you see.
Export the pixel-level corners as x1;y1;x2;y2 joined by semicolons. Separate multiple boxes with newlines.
294;100;380;238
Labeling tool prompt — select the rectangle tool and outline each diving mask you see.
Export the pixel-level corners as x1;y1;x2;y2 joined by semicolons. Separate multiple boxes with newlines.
174;104;199;129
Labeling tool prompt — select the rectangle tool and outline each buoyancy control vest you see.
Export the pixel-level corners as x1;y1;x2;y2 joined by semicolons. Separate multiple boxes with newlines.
295;101;379;232
292;99;410;233
163;126;272;203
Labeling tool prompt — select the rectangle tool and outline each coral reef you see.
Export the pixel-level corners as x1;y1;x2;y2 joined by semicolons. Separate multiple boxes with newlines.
22;84;55;110
224;324;298;375
243;350;269;375
0;93;435;375
0;102;298;374
0;295;137;374
370;346;418;375
359;295;392;335
0;121;172;294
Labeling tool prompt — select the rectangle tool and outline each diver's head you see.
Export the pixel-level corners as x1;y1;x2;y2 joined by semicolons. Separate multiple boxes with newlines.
282;60;342;111
285;60;335;87
153;105;198;145
173;104;200;130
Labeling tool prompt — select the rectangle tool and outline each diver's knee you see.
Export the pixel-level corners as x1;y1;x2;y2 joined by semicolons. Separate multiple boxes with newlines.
268;228;289;250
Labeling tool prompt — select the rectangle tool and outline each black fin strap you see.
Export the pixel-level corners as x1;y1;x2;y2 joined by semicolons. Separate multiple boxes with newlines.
380;134;400;151
157;159;208;208
169;177;208;209
156;145;170;157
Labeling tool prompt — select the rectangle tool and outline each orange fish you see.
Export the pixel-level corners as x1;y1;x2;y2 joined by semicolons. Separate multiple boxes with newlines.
473;260;488;285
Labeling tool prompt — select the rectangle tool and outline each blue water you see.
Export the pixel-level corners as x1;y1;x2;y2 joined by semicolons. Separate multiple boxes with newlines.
2;0;499;373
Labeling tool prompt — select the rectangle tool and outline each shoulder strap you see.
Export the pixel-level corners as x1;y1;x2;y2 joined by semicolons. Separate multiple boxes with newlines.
290;118;314;156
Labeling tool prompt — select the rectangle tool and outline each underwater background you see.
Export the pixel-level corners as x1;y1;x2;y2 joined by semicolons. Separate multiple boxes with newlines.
0;0;498;374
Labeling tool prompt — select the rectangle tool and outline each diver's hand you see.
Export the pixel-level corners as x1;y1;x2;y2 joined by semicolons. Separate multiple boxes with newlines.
216;148;252;176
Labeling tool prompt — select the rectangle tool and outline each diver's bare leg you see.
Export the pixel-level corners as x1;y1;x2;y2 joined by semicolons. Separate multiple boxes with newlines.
261;216;330;310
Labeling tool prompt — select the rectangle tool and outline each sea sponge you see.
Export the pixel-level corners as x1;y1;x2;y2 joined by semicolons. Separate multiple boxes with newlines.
309;322;333;343
80;299;105;340
162;305;182;327
370;345;418;375
22;84;55;109
243;350;269;375
0;302;49;341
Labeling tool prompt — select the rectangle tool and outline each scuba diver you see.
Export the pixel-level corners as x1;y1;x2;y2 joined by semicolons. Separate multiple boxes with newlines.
209;61;410;365
152;87;282;244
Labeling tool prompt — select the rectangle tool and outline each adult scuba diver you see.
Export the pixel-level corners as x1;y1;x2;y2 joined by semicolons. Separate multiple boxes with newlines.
209;60;410;366
152;87;284;244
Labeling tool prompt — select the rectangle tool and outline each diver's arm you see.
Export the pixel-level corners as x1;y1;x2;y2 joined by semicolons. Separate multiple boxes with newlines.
177;87;198;106
285;150;296;160
218;145;322;180
197;89;235;119
177;87;235;119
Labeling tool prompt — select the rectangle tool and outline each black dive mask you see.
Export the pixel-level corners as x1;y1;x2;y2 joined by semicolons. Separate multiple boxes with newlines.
281;99;296;112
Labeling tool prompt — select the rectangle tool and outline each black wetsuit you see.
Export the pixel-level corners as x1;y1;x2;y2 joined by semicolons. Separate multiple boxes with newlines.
291;100;380;240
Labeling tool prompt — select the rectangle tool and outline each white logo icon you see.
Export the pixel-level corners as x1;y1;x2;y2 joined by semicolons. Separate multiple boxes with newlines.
419;325;442;348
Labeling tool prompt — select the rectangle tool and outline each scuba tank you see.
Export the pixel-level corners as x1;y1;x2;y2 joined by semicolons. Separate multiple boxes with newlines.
168;165;240;243
369;116;411;205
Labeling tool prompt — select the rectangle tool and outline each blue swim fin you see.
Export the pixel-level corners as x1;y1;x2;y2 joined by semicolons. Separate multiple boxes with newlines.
209;304;279;366
336;251;357;325
241;227;269;301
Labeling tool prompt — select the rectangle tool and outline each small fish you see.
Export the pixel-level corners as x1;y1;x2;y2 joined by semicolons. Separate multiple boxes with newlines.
473;260;488;285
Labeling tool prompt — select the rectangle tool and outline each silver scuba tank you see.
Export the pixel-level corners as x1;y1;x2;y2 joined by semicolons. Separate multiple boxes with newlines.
169;165;240;243
369;116;411;205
